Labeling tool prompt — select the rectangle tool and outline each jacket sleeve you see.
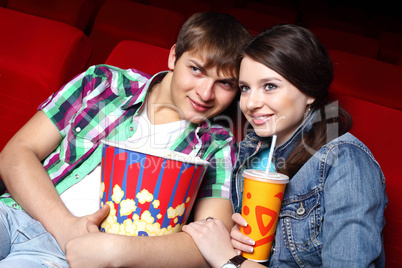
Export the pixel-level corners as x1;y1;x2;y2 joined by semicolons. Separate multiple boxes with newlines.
322;142;387;267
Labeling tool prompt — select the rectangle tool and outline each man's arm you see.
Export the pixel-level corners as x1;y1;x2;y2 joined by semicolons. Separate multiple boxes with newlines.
0;111;96;251
66;197;233;267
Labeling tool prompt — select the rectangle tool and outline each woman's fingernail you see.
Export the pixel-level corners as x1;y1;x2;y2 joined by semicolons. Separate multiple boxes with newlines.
249;239;255;246
248;246;254;253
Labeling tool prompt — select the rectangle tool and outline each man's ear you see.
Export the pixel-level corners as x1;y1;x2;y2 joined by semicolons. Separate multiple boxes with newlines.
168;44;177;70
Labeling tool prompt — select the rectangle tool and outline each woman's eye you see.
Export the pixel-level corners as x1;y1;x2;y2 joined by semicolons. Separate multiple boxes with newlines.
264;83;277;91
239;85;250;92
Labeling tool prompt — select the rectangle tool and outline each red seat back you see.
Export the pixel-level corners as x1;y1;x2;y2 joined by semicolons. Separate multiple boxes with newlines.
6;0;100;31
105;40;170;75
88;0;185;66
227;8;293;33
0;7;92;151
329;92;402;267
330;49;402;110
312;27;380;59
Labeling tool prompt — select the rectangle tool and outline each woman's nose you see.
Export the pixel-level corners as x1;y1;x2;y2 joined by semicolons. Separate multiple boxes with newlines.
246;89;263;110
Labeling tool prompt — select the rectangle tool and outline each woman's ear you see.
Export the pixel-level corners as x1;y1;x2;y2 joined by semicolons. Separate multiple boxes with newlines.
307;97;315;106
168;44;177;70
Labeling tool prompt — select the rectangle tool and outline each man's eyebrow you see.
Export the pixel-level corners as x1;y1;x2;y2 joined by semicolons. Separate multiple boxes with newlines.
189;59;207;73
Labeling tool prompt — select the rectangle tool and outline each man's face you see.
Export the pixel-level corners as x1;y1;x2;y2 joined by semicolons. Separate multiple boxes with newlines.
167;47;238;124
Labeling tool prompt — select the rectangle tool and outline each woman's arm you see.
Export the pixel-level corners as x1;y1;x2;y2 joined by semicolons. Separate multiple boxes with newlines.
183;213;266;268
322;143;387;266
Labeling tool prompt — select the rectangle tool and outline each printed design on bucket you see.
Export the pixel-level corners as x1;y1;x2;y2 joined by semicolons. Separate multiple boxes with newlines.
100;144;207;236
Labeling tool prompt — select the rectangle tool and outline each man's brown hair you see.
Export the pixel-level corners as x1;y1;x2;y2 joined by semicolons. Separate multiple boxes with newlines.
175;12;252;79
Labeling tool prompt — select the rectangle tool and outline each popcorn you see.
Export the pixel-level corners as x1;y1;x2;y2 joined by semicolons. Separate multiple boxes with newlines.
167;203;185;219
120;199;136;217
111;185;124;204
152;200;160;208
136;189;153;204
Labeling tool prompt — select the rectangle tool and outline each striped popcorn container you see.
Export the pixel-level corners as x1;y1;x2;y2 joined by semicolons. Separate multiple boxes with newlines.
99;141;210;236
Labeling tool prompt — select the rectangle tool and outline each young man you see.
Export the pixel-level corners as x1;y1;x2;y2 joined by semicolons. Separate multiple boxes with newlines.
0;12;252;267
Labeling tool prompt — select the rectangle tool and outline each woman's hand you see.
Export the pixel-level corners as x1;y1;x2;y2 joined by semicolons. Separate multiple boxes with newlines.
230;213;256;254
182;217;238;268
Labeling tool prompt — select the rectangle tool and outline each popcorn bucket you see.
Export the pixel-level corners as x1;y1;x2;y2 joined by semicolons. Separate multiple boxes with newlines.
99;141;210;236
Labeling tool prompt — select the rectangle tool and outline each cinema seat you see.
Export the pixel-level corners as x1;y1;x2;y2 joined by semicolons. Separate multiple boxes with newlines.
6;0;101;32
304;17;365;35
0;7;92;151
245;2;299;24
148;0;211;19
227;8;293;33
379;31;402;65
105;40;170;75
329;50;402;110
329;92;402;268
88;0;185;66
312;27;380;59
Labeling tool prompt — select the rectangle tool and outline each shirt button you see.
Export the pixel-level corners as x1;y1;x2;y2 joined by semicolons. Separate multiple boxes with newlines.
75;174;80;179
75;127;81;133
129;127;134;131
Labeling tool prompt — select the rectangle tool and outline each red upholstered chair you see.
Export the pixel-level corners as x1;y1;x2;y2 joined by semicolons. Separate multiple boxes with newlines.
6;0;102;32
227;8;293;33
105;40;170;75
148;0;211;19
88;0;185;66
244;2;299;24
0;0;6;7
329;92;402;268
0;7;92;151
329;49;402;111
304;17;365;35
312;27;380;59
379;31;402;65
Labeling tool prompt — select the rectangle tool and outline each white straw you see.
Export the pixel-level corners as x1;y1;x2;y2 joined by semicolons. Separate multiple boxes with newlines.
265;135;277;175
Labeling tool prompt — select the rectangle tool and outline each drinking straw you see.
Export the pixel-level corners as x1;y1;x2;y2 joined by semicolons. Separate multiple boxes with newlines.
265;135;277;175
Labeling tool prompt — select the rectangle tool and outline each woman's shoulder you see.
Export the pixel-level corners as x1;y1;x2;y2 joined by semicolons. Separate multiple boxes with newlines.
319;132;382;172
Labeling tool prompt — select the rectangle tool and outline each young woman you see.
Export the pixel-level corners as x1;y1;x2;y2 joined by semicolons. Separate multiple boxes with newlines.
182;24;387;267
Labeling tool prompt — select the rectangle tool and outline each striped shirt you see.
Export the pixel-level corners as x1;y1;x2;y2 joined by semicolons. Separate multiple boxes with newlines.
0;65;237;209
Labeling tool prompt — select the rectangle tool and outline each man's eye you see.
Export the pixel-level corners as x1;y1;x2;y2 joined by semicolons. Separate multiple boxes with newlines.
191;66;201;73
220;81;234;88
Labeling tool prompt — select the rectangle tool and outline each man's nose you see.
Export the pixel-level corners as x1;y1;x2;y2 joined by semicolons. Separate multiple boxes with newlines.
196;80;215;102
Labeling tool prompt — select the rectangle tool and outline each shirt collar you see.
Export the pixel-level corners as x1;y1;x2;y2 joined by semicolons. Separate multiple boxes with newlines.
122;71;168;112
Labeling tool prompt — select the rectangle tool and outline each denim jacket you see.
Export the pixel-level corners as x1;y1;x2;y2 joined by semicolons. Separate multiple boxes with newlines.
231;110;387;267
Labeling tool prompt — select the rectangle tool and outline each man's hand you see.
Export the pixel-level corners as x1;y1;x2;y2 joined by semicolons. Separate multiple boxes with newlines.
56;205;110;252
66;206;121;268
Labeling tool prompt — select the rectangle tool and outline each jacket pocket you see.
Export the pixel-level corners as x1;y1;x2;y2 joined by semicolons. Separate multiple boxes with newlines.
279;189;322;251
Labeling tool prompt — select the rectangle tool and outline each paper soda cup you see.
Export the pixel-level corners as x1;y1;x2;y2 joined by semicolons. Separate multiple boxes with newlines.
240;169;289;262
99;141;210;236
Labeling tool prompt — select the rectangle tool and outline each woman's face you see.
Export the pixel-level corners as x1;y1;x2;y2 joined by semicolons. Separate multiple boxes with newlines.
239;56;315;145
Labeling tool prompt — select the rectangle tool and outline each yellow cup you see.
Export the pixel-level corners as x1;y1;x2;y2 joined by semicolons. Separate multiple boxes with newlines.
240;169;289;262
